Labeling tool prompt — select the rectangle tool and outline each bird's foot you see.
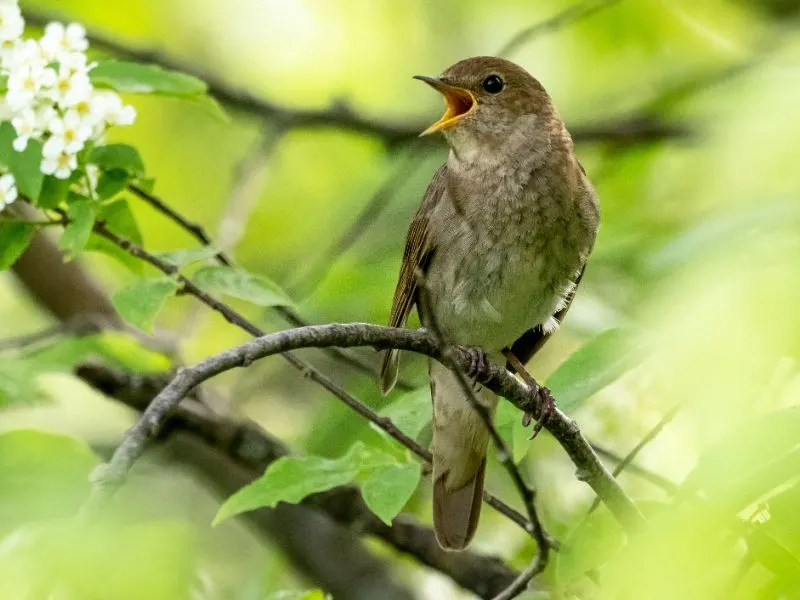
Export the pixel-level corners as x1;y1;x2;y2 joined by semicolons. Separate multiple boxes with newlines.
463;346;491;390
524;386;555;439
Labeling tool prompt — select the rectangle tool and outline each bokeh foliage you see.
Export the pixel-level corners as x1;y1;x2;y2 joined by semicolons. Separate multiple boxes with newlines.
1;0;799;598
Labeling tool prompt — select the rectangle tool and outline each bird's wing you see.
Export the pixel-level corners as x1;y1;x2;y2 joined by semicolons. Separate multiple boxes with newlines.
379;164;447;393
507;264;586;368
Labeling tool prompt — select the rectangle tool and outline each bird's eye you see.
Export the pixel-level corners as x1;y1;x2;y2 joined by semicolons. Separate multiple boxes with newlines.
481;74;504;94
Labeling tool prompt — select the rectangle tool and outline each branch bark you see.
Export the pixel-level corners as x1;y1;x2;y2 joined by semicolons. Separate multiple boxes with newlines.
84;323;644;531
77;363;521;598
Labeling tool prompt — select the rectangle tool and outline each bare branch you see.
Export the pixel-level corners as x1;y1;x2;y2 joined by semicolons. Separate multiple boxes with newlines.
417;278;552;595
81;323;643;532
87;222;533;532
128;181;412;389
76;363;520;599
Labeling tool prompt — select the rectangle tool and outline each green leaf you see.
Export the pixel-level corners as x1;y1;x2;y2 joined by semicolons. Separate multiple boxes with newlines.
0;222;34;270
0;358;43;405
214;443;367;526
101;198;142;245
546;329;639;414
90;144;145;177
38;175;72;210
96;169;130;200
112;277;179;332
376;387;432;439
59;199;97;260
193;266;291;307
360;462;421;525
91;60;208;97
0;122;44;201
0;430;97;534
159;247;220;268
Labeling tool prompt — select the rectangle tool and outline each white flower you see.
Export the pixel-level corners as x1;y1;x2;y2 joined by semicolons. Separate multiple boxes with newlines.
73;92;107;126
11;107;36;151
0;173;18;209
41;64;92;108
58;50;94;76
41;136;77;179
48;110;92;154
95;91;136;126
5;62;46;110
5;38;46;72
40;22;87;61
0;4;24;42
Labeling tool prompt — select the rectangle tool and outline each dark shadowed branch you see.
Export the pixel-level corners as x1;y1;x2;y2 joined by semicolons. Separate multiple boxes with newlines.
80;323;643;532
22;8;688;148
76;363;520;599
6;225;416;598
85;221;534;533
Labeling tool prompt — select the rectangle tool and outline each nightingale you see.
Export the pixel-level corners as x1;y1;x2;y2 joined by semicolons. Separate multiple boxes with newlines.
380;56;599;550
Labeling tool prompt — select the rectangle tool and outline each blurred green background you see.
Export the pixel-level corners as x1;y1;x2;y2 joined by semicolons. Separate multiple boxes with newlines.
1;0;800;598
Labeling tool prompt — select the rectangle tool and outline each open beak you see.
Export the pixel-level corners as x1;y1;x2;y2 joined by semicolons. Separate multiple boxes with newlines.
413;75;476;136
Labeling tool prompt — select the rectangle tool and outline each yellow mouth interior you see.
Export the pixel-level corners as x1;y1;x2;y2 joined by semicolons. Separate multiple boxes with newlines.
421;87;476;136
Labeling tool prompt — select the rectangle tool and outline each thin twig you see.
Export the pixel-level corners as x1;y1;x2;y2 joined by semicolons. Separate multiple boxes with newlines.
590;442;678;493
499;0;624;57
87;224;535;532
78;322;643;532
176;126;285;339
129;179;413;390
587;405;680;514
416;276;551;595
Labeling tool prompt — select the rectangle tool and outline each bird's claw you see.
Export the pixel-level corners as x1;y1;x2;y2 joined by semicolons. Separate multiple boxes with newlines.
463;346;491;385
464;346;490;380
526;386;555;440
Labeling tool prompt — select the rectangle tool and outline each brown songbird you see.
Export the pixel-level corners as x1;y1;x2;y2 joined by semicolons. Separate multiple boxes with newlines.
380;57;599;550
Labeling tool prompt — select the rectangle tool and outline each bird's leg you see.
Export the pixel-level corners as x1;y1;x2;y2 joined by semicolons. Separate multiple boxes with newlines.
502;349;555;439
462;346;491;391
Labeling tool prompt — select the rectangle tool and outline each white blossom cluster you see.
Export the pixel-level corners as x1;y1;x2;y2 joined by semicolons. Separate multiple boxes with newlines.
0;2;136;186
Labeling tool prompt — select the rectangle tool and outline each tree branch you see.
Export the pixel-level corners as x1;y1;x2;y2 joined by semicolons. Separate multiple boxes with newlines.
87;222;534;533
76;363;520;599
21;8;688;147
81;323;643;532
127;183;413;390
7;218;419;598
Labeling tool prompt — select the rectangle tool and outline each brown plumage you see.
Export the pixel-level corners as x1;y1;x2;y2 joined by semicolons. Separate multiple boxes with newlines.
381;57;599;550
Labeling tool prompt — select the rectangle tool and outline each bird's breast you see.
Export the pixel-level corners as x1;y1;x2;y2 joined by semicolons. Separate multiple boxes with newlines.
426;190;582;350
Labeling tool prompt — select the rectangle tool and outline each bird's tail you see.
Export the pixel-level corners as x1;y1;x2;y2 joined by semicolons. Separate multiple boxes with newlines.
430;361;497;550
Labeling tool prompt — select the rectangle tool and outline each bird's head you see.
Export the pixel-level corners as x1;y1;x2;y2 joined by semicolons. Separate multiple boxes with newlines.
414;56;554;158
